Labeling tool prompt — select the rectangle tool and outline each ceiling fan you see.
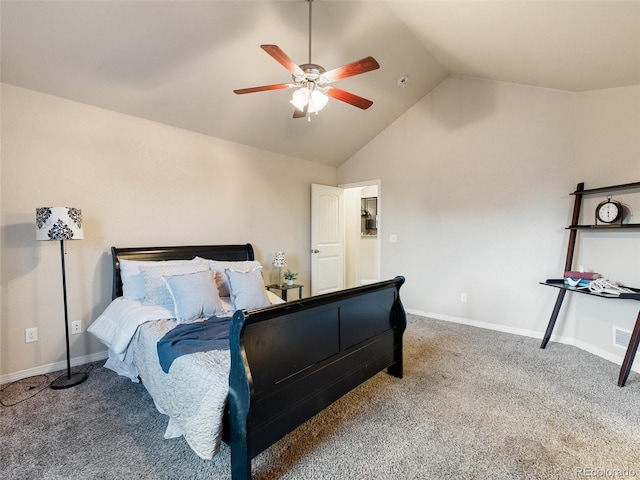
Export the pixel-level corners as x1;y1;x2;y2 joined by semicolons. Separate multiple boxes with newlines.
233;0;380;120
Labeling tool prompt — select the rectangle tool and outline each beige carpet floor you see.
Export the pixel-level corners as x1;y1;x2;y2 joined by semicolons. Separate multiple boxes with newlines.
2;314;639;479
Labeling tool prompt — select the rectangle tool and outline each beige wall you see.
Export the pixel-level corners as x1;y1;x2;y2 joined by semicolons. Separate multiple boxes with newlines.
0;84;336;380
2;77;638;381
339;76;640;369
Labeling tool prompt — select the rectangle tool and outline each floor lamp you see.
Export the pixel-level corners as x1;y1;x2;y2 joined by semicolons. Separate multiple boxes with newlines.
36;207;88;389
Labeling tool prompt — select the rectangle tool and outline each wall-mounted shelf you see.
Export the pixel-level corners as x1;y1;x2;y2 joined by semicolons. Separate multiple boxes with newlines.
540;181;640;387
567;224;640;230
541;279;640;300
570;181;640;196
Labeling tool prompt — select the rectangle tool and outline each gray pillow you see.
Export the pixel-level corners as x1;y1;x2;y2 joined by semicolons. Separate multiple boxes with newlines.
163;270;225;323
224;267;270;310
203;259;262;297
139;263;209;306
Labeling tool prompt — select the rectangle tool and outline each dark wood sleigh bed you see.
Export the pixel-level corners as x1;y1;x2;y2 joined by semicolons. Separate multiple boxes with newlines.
110;243;406;480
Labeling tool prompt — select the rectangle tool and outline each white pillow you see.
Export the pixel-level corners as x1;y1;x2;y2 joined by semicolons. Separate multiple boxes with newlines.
203;259;262;297
163;270;224;323
225;266;271;310
87;297;174;357
119;258;203;300
139;263;209;306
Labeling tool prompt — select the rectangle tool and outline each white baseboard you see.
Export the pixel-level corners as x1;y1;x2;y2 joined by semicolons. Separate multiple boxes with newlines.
5;310;637;385
406;308;639;374
0;351;109;385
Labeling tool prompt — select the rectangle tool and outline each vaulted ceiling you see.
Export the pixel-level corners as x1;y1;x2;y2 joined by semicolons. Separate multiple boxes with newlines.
2;1;639;167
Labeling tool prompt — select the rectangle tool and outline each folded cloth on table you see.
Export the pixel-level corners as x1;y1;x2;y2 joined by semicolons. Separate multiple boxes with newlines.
157;316;231;373
564;271;601;280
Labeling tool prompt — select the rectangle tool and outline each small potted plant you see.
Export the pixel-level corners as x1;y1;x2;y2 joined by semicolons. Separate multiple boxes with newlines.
283;269;298;286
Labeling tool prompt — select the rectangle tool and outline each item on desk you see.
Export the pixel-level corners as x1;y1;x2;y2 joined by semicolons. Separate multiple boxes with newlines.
564;270;601;288
564;271;602;280
588;278;635;296
564;277;590;288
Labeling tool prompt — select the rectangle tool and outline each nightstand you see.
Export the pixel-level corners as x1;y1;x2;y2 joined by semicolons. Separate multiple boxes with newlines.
265;284;303;301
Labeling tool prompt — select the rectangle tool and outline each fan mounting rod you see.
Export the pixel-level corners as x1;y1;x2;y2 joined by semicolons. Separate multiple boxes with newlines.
307;0;313;65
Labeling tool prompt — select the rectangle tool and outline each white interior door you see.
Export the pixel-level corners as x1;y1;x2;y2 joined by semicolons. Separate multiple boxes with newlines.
311;184;344;295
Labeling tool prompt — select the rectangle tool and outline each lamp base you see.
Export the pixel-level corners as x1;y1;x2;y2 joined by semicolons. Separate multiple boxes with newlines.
50;372;88;390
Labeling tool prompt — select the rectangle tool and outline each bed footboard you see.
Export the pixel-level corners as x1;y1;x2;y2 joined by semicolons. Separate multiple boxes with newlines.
228;276;406;480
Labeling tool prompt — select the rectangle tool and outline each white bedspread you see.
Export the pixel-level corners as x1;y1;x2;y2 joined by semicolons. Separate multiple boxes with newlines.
132;318;231;459
89;291;284;459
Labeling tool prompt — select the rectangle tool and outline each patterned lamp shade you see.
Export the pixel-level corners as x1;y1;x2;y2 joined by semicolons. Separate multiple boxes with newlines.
36;207;84;241
272;251;287;268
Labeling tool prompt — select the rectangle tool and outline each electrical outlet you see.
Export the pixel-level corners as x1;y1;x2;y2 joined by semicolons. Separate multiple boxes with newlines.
71;320;82;335
460;293;468;303
25;327;38;343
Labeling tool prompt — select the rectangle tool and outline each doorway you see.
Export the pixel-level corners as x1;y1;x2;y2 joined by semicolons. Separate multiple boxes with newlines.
340;180;381;288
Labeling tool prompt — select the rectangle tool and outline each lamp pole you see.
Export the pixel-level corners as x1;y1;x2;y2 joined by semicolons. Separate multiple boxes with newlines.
50;240;88;389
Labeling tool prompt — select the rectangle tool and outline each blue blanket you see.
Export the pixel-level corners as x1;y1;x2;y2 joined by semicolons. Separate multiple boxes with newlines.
157;316;231;373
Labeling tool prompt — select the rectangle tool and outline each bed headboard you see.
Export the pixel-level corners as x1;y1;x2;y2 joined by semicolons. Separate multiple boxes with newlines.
111;243;255;300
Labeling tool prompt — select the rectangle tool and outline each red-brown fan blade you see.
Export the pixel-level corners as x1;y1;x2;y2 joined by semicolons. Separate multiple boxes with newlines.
233;83;292;95
323;56;380;83
326;88;373;110
261;45;304;76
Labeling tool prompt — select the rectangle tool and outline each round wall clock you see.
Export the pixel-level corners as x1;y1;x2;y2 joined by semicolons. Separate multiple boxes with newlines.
595;197;623;224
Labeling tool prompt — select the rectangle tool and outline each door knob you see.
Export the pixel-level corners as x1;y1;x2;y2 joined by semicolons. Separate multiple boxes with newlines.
312;249;320;253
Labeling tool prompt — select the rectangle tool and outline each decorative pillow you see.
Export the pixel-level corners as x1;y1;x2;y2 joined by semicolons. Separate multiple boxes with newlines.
163;270;224;323
204;259;262;297
139;263;209;306
218;290;283;311
119;258;202;300
225;267;271;310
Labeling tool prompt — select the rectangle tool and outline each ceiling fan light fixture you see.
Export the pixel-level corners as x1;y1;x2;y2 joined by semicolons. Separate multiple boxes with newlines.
290;86;328;114
308;89;328;113
290;88;310;111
